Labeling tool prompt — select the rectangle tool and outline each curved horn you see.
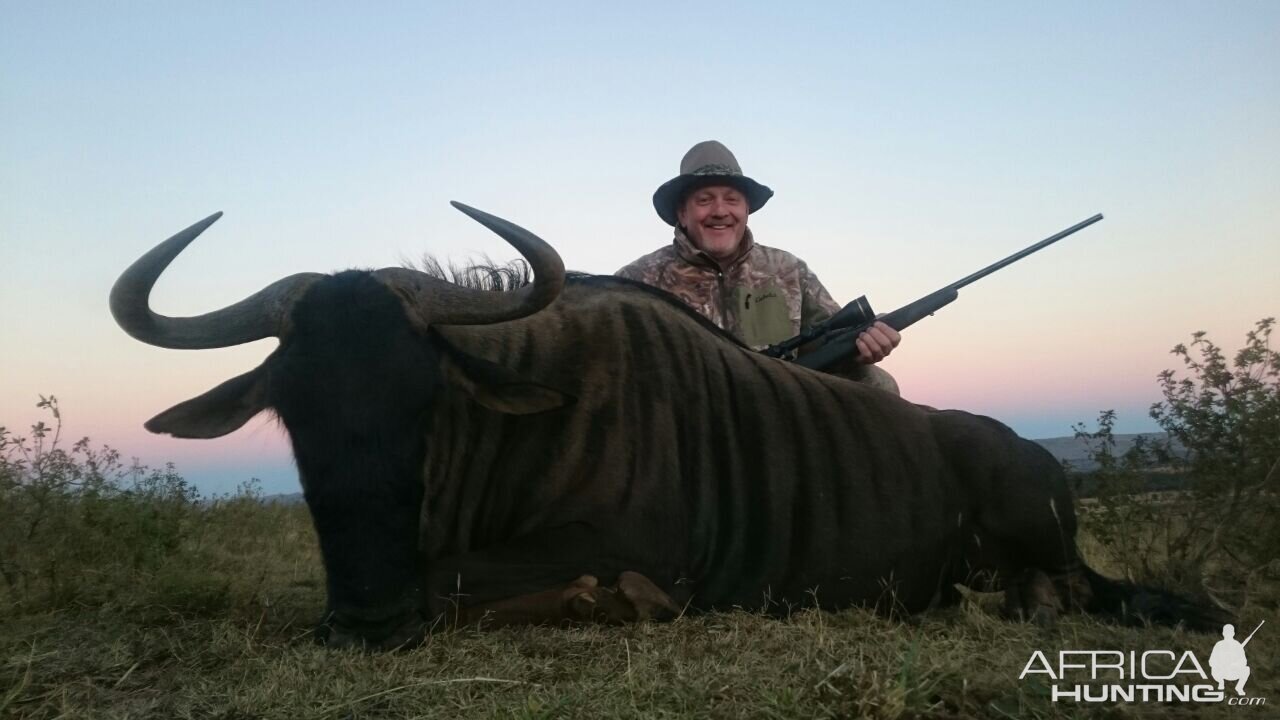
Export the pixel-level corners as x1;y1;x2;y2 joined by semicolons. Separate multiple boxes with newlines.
375;202;566;326
110;213;323;349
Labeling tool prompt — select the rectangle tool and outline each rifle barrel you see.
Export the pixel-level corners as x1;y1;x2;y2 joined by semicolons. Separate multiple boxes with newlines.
1242;619;1265;647
948;214;1103;292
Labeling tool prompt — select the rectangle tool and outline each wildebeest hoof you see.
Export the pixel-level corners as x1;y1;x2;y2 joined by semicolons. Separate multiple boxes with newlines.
617;571;680;621
1000;604;1059;628
316;612;425;651
564;572;678;624
564;575;604;620
1029;604;1059;628
565;576;635;624
1003;569;1063;627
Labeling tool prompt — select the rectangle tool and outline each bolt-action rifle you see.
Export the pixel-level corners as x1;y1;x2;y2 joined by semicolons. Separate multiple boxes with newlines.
762;214;1105;371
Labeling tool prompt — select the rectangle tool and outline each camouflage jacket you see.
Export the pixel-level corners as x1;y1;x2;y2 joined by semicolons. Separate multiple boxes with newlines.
616;228;840;351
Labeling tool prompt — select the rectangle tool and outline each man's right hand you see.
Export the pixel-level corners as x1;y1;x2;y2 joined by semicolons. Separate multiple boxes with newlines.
854;321;901;364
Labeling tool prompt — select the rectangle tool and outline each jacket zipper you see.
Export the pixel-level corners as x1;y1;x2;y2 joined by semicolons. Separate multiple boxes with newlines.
716;268;729;329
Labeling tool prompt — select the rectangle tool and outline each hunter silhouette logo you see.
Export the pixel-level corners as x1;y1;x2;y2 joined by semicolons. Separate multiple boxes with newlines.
1019;620;1268;706
1211;621;1264;696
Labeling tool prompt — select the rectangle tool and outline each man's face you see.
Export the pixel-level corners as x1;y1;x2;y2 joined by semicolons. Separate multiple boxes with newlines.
677;184;750;263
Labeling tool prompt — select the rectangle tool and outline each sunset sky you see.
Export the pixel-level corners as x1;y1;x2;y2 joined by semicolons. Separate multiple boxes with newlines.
3;2;1277;495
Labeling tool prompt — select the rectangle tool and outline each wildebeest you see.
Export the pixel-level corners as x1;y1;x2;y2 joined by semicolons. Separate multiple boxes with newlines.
111;204;1224;649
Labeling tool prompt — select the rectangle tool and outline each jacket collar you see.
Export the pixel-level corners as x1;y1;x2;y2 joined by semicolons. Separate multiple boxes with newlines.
672;226;756;272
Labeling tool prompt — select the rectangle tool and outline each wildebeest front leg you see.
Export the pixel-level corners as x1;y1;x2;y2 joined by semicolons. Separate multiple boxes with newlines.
456;571;680;628
453;574;597;627
574;571;682;623
424;523;681;628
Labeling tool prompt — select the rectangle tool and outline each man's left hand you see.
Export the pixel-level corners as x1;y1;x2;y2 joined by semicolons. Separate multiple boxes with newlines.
855;321;901;364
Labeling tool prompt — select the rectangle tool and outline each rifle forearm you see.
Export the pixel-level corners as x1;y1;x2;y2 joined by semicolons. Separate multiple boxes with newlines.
792;289;957;371
879;288;958;332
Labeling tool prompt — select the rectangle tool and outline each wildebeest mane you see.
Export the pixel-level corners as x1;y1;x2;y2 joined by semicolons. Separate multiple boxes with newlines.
414;256;535;293
569;275;749;349
412;257;747;348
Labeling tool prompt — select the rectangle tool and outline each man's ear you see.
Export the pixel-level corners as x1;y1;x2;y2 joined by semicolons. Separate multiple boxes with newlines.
145;367;269;438
441;351;573;416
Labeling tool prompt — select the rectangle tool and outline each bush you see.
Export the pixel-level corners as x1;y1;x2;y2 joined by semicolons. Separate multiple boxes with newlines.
0;395;267;614
1074;318;1280;604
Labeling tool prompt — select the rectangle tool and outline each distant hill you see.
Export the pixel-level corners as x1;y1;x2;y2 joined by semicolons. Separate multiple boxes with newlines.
263;492;305;505
1032;432;1177;472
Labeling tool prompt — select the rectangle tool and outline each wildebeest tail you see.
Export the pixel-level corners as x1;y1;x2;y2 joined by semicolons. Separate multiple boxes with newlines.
1082;566;1231;632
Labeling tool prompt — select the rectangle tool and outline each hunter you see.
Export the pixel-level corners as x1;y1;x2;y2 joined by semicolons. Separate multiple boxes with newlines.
616;140;901;393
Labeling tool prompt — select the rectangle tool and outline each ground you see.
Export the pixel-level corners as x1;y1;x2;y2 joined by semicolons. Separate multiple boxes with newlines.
2;504;1276;719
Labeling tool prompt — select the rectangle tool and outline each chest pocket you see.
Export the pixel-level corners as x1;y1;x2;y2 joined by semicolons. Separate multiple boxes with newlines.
730;283;796;349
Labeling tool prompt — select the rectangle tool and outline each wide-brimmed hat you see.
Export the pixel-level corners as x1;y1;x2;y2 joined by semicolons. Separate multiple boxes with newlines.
652;141;774;226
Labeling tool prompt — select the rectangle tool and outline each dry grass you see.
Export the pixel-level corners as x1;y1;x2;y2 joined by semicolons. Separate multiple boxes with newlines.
2;504;1276;719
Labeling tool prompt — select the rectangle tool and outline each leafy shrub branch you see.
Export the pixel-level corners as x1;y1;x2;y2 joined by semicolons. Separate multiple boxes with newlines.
1074;318;1279;605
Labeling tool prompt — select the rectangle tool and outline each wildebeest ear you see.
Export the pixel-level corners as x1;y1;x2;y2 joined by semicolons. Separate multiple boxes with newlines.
442;352;573;416
145;367;269;438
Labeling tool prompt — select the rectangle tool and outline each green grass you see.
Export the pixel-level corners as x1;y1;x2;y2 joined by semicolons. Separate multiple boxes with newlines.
2;502;1276;719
